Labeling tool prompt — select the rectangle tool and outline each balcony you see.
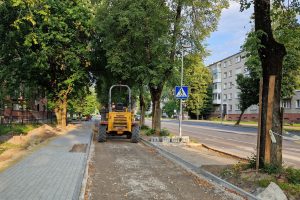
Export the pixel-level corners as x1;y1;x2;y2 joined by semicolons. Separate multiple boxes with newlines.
213;88;222;93
213;78;221;83
213;99;222;105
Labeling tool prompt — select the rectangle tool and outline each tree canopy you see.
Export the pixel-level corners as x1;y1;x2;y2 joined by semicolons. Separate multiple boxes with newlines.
236;5;300;126
184;53;212;118
92;0;228;132
0;0;93;127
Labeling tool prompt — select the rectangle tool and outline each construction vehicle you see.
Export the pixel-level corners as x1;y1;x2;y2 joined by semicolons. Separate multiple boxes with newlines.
98;85;140;143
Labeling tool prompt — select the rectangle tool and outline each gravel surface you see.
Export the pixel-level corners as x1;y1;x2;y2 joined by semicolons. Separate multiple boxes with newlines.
87;137;243;200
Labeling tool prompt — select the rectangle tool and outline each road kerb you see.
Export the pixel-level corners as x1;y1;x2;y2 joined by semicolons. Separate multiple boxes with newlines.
140;138;259;200
200;143;248;161
78;127;94;200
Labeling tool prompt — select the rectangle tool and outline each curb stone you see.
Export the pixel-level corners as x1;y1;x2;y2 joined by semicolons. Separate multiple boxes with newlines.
140;138;259;200
75;125;94;200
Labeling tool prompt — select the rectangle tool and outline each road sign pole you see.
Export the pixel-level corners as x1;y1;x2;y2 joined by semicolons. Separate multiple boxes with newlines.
179;99;182;137
179;48;184;138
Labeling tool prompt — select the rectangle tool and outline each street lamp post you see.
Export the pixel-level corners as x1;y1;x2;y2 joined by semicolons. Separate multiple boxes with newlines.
179;48;184;137
179;45;190;137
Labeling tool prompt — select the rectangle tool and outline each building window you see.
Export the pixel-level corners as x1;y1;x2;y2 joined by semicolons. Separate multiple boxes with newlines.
235;56;241;63
282;99;291;108
213;93;221;100
224;83;227;89
213;74;219;80
228;93;232;100
217;63;221;68
296;100;300;108
228;104;233;111
223;94;227;100
228;59;232;66
235;104;241;111
223;61;227;68
228;70;232;77
224;72;227;79
213;83;218;90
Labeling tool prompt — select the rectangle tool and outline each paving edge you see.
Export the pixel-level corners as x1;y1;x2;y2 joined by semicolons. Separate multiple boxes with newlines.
200;143;249;162
140;138;259;200
76;126;94;200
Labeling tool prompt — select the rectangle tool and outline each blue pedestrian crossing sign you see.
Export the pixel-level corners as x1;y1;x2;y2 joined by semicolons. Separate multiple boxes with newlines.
175;86;188;99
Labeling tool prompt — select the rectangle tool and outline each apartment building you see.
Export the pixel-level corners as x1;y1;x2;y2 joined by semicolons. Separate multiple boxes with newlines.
208;52;300;123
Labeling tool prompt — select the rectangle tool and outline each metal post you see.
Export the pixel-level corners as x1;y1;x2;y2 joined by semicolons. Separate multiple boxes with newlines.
179;48;184;137
220;68;223;125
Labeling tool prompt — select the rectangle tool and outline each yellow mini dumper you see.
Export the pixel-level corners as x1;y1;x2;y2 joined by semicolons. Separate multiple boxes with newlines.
98;85;140;143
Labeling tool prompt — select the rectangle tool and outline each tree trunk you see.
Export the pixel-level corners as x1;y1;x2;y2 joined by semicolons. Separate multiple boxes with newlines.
149;84;163;134
235;109;245;126
254;0;286;168
61;95;67;129
54;105;62;127
139;90;146;126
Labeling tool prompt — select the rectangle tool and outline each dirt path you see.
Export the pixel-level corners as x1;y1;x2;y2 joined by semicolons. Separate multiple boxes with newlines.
87;137;242;200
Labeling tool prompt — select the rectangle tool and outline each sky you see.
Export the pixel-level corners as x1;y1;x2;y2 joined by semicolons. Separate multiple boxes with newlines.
204;1;253;66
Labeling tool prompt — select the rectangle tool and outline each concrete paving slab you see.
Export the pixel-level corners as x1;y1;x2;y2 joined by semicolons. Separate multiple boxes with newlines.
0;123;92;200
153;143;241;167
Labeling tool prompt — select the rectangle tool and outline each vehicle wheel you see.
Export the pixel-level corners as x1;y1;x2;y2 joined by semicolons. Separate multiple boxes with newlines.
98;125;107;142
130;125;140;143
126;134;132;139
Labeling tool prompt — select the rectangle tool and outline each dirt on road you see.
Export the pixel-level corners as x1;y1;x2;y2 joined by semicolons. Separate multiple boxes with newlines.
86;136;243;200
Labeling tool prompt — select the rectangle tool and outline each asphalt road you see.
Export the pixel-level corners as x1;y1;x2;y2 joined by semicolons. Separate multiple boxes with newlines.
88;137;242;200
146;119;300;168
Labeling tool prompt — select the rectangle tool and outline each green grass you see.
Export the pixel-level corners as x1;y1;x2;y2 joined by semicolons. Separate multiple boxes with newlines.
278;182;300;196
0;142;22;154
257;178;300;197
0;124;40;136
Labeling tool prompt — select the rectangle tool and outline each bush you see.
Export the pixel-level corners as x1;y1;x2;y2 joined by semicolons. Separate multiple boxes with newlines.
141;125;150;130
246;153;257;169
285;167;300;184
159;129;170;136
262;163;282;174
145;128;155;136
257;179;273;188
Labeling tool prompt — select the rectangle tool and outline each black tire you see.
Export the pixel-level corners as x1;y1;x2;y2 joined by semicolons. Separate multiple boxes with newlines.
130;125;140;143
126;134;132;139
98;125;107;142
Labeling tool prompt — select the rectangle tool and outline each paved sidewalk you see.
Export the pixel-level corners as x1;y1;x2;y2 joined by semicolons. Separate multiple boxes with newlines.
0;123;92;200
